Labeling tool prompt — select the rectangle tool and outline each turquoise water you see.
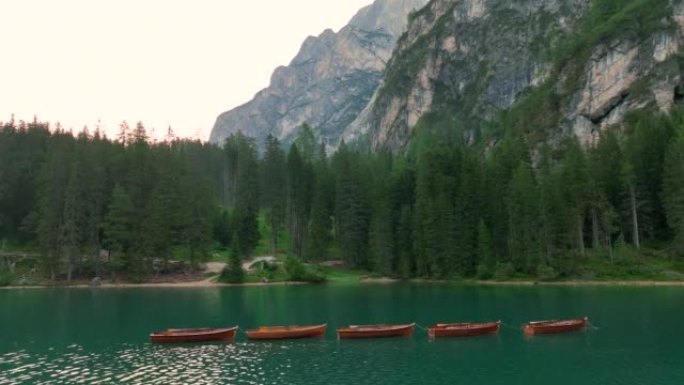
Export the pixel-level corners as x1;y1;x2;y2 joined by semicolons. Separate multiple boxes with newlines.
1;284;683;384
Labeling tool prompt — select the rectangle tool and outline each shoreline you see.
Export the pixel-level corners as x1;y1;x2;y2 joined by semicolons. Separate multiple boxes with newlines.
0;277;307;290
3;278;684;289
474;280;684;287
472;279;684;286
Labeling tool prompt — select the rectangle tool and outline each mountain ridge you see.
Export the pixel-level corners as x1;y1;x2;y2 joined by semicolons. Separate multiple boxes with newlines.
355;0;684;152
210;0;428;149
211;0;684;154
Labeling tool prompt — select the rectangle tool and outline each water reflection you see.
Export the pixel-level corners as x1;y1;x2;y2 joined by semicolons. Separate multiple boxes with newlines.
0;338;426;385
2;285;684;384
1;343;262;385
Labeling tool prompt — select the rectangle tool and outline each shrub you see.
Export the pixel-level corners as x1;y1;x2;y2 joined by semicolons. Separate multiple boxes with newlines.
284;256;326;283
219;250;245;284
536;263;558;281
284;256;306;281
493;262;515;281
0;272;14;287
555;253;582;278
253;260;280;280
476;264;493;280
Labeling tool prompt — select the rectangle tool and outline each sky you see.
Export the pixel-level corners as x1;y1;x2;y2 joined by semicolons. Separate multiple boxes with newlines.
0;0;373;141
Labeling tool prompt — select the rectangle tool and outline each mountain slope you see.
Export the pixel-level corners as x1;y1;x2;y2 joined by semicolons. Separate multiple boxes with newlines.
350;0;684;151
210;0;428;149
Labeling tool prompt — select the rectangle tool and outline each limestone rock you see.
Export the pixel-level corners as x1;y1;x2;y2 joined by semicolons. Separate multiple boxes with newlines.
355;0;684;152
212;0;684;153
210;0;428;150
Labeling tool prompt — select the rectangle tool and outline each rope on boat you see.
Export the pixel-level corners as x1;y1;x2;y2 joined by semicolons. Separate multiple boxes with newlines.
500;322;520;330
586;320;600;330
414;323;428;332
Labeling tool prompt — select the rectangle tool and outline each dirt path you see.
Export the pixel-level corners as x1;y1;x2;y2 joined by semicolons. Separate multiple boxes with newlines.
204;262;226;274
241;256;276;271
4;279;684;290
201;257;276;273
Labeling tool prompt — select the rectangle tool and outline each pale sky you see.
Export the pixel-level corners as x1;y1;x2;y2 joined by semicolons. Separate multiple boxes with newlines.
0;0;373;141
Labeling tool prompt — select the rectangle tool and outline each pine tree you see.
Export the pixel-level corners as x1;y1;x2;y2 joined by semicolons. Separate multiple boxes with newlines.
396;205;414;278
141;176;175;271
60;157;86;282
286;146;314;258
508;162;540;273
222;134;239;208
221;235;245;283
476;219;495;278
621;160;641;249
369;152;394;275
412;149;435;277
333;143;370;268
561;138;589;256
388;158;415;277
293;123;317;162
230;134;260;257
117;121;130;145
36;132;73;280
588;131;624;253
0;120;50;243
454;151;480;276
484;136;520;263
81;131;110;276
663;133;684;254
260;135;286;256
623;114;674;242
104;184;136;272
538;171;573;264
213;209;232;248
306;147;334;261
412;145;458;278
183;177;214;265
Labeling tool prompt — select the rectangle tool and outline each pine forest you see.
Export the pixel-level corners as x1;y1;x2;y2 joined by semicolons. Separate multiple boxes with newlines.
2;106;684;285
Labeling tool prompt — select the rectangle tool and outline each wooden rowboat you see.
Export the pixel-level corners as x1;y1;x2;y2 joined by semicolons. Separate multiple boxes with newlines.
428;321;501;339
246;324;327;340
149;326;238;343
523;317;588;335
337;323;415;339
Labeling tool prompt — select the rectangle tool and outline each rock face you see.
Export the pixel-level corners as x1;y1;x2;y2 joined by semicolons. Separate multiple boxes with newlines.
350;0;684;151
210;0;428;149
212;0;684;153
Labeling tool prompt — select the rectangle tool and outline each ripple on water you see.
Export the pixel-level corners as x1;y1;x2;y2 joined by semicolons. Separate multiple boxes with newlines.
1;343;271;385
1;335;683;385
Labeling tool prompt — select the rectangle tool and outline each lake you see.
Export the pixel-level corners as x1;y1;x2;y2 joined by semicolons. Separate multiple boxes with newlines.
1;284;683;384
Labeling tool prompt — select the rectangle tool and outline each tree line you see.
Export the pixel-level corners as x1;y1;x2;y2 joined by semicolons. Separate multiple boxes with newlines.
0;120;219;281
1;107;684;282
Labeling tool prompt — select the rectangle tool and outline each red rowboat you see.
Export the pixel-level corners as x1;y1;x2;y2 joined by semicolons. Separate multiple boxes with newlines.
246;324;327;340
337;323;415;339
523;317;588;335
428;321;501;339
149;326;238;343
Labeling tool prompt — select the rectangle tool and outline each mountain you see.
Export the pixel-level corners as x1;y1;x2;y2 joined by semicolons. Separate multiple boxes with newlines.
351;0;684;151
210;0;428;149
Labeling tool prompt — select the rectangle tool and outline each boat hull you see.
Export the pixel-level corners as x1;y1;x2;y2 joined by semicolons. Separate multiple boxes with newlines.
523;317;588;335
428;321;501;338
246;324;327;340
149;326;238;343
337;323;415;339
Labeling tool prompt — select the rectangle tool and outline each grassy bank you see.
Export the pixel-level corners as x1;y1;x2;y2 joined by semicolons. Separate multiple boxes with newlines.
4;244;684;287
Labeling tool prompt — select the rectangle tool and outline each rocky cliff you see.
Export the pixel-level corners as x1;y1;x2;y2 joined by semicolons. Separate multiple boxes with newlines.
349;0;684;151
210;0;428;149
